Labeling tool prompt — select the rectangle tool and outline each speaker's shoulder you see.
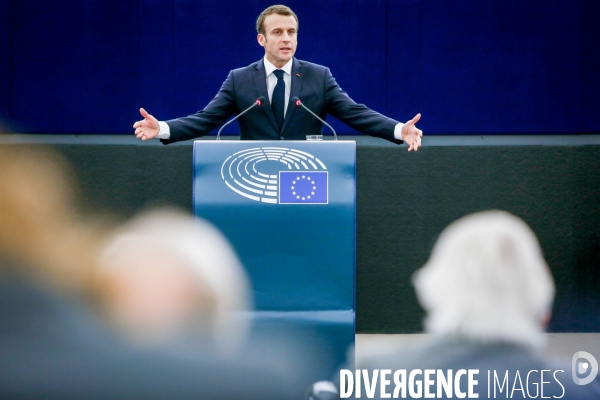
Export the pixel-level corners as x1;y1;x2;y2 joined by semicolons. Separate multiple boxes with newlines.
295;59;329;73
229;60;263;76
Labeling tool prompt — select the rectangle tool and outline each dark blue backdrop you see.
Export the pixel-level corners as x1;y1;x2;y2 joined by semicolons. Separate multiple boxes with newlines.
1;0;598;135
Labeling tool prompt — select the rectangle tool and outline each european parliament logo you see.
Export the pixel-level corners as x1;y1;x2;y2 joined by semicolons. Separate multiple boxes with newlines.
220;147;328;204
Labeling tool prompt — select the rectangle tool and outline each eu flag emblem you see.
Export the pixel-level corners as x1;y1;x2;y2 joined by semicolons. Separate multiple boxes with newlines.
279;171;328;204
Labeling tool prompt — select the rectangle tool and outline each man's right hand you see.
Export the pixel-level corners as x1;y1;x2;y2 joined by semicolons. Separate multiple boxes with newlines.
133;108;159;141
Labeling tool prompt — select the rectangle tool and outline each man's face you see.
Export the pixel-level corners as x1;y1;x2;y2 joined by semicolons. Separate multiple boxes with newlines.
257;13;297;68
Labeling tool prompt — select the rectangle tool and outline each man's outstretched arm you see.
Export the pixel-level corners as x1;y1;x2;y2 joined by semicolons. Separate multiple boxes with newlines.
324;67;423;151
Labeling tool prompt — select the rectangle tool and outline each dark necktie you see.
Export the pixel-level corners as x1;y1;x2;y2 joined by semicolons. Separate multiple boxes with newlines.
271;69;285;132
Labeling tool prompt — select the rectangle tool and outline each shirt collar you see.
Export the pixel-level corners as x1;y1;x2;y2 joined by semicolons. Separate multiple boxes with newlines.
263;56;293;77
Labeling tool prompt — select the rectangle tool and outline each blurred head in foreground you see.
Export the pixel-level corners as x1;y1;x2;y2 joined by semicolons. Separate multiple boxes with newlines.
0;140;292;398
99;209;251;354
0;144;104;289
413;210;555;348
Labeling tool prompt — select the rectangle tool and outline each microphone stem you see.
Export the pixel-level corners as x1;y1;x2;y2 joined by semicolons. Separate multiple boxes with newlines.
216;101;259;140
298;102;337;140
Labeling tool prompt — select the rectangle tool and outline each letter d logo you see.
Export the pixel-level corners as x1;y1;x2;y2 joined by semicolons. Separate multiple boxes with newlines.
572;351;598;385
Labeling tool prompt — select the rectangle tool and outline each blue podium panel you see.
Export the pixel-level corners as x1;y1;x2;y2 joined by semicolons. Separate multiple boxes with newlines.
193;141;356;312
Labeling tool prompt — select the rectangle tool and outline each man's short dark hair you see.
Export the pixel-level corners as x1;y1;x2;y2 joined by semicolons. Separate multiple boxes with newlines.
256;5;299;35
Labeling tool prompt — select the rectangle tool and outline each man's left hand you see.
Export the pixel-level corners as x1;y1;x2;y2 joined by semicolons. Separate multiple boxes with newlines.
402;113;423;152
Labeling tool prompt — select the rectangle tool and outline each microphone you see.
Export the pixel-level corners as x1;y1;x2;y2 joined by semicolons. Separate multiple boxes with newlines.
292;97;337;140
216;97;265;140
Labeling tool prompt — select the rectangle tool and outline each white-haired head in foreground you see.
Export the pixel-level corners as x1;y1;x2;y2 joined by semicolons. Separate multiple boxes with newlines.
99;208;251;355
413;210;555;348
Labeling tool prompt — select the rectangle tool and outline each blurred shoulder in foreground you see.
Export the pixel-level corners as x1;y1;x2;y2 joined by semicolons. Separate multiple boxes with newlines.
0;142;294;399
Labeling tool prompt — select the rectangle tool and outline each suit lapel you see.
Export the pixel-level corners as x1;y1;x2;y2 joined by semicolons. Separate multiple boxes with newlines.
281;58;303;134
254;60;279;132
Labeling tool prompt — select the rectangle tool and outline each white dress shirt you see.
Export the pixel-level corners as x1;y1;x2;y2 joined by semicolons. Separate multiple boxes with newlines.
263;57;292;117
157;56;404;141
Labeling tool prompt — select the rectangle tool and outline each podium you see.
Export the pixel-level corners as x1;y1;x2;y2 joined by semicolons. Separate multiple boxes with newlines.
193;140;355;381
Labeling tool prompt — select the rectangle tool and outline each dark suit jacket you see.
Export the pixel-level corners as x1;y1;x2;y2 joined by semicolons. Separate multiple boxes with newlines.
161;58;402;144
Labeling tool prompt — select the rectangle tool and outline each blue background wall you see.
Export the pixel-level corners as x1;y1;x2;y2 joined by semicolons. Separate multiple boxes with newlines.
0;0;599;135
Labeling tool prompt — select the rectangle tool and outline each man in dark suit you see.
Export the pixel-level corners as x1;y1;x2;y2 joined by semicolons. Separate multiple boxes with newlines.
133;5;423;150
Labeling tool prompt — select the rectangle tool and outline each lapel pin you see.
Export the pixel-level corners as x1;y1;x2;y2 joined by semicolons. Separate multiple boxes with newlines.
296;73;301;77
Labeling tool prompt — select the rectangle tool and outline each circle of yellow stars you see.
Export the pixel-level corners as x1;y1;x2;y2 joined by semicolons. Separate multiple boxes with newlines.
291;175;316;201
